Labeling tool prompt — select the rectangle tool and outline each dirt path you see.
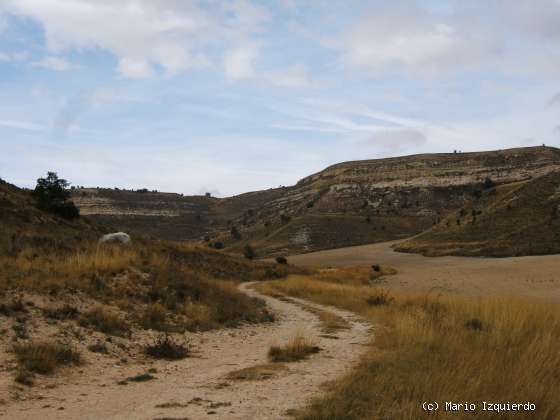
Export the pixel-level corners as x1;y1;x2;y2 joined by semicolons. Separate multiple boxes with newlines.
0;283;372;420
284;240;560;301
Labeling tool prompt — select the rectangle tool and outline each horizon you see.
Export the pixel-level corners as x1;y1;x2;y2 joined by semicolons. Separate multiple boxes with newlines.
1;1;560;197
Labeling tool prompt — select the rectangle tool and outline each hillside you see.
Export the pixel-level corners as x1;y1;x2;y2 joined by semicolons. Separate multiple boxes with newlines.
395;170;560;256
0;178;292;391
72;146;560;257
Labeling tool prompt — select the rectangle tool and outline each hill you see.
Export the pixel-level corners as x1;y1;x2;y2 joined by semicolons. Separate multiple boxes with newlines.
71;146;560;257
0;178;293;388
395;169;560;256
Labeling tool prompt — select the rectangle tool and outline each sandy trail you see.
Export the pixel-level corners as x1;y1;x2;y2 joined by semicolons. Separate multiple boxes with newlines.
0;282;371;420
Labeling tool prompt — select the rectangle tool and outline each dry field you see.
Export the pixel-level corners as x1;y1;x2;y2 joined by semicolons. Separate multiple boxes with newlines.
256;241;560;419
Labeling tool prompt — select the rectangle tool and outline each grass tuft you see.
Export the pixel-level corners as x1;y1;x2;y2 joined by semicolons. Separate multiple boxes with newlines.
13;341;81;375
79;306;130;336
268;333;320;363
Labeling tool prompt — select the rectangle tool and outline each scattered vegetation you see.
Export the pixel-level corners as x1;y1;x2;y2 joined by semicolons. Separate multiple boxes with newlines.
365;289;393;306
144;334;190;360
275;256;288;265
43;304;80;320
226;363;287;381
13;341;81;375
268;332;320;363
257;275;560;419
243;244;255;260
79;307;130;337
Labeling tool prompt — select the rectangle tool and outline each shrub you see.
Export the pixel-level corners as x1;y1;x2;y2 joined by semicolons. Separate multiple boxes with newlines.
366;289;393;306
212;241;224;249
13;342;81;374
79;307;130;336
484;177;495;189
465;318;484;331
144;334;190;360
231;226;241;240
43;304;80;320
280;214;291;225
275;256;288;265
32;172;79;220
244;244;255;260
87;342;109;354
371;264;381;272
140;303;167;330
0;299;27;316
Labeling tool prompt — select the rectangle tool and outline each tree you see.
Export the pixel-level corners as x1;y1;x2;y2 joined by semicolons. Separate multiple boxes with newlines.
483;177;495;189
231;226;241;240
243;244;255;260
32;172;79;219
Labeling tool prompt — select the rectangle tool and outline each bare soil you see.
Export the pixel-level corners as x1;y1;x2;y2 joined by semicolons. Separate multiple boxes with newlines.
0;283;371;419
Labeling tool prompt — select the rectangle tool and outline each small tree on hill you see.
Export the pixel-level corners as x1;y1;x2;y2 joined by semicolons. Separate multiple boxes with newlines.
231;226;241;240
32;172;79;220
244;244;255;260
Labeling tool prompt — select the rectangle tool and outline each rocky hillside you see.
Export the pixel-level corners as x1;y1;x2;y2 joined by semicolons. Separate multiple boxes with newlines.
0;179;104;257
72;146;560;257
395;170;560;257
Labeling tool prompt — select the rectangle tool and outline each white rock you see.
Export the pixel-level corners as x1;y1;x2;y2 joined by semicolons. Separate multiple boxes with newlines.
99;232;131;245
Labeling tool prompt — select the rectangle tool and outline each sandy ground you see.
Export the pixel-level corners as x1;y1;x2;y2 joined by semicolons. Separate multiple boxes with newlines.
0;283;371;420
285;241;560;301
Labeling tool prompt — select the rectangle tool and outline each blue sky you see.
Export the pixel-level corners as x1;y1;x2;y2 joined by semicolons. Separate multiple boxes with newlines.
0;0;559;196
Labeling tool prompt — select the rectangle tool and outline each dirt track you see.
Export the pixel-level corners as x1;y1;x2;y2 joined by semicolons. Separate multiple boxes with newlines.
0;283;371;420
286;240;560;301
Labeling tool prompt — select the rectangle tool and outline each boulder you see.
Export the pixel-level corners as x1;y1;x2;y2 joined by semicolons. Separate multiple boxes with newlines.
99;232;131;246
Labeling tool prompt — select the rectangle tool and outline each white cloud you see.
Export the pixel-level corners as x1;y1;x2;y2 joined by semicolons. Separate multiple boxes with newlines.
0;51;29;62
266;64;313;88
333;5;500;77
117;58;152;78
1;0;268;78
33;55;75;71
224;43;260;80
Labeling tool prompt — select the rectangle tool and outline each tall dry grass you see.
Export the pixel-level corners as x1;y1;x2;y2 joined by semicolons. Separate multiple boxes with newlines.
258;275;560;419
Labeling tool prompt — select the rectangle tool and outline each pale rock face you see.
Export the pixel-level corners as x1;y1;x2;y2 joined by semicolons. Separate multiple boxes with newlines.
99;232;131;245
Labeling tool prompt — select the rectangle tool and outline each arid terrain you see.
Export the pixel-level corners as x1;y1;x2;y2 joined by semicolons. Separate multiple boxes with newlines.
0;283;371;419
72;146;560;257
284;240;560;301
2;146;560;419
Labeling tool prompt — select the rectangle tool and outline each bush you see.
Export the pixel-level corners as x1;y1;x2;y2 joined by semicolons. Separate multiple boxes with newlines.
484;177;495;189
13;342;81;374
366;289;393;306
244;244;255;260
140;303;167;330
32;172;79;220
212;241;224;249
275;256;288;265
43;304;80;320
371;264;380;272
79;307;130;336
144;334;190;360
465;318;484;331
231;226;241;240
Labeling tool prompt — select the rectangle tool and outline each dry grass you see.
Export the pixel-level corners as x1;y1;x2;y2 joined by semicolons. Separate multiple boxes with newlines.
258;275;560;419
268;332;321;363
226;363;288;381
13;341;82;375
79;306;130;337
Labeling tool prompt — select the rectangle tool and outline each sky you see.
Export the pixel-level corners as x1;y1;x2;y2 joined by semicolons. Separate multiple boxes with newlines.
0;0;559;197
